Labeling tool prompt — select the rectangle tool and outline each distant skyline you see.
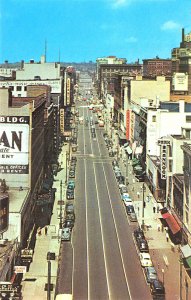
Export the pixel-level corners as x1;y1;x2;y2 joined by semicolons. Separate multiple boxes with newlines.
1;0;191;64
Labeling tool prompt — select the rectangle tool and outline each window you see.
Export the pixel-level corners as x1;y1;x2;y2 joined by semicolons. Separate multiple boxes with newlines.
24;86;27;91
9;86;14;91
152;115;156;122
16;86;22;91
185;130;191;139
186;116;191;123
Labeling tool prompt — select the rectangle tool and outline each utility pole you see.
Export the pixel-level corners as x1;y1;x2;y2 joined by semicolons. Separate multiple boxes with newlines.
125;152;128;186
65;151;68;184
47;259;51;300
59;180;62;229
142;183;146;229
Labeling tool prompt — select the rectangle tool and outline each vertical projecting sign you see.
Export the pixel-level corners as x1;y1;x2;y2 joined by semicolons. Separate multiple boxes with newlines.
0;116;29;174
158;139;170;180
66;78;71;105
60;109;64;135
126;110;131;140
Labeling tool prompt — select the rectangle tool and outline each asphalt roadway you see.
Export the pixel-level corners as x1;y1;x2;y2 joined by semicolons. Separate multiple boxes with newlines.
56;103;152;300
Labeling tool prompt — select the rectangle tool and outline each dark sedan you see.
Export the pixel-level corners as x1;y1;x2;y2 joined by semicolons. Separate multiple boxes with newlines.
63;219;74;230
69;170;75;178
134;228;145;242
66;190;74;199
144;266;158;284
126;205;135;215
137;238;149;253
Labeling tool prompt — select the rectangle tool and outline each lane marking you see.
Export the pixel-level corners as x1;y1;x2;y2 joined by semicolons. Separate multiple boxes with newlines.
92;161;111;300
83;107;90;300
96;132;133;300
102;165;133;300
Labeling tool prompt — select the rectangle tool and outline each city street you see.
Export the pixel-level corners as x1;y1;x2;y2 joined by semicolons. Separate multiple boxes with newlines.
56;102;152;300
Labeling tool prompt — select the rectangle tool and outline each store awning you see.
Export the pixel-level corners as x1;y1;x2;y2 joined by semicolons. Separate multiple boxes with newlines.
161;212;181;234
180;244;191;258
186;257;191;269
162;212;170;219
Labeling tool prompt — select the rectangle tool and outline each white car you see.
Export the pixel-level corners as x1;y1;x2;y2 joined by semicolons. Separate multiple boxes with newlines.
121;193;132;205
139;252;153;267
61;228;71;241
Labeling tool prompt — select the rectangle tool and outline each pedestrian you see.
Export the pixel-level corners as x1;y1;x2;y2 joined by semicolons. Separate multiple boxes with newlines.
153;206;156;213
137;191;140;199
146;195;149;203
166;232;169;242
45;226;48;235
157;205;160;213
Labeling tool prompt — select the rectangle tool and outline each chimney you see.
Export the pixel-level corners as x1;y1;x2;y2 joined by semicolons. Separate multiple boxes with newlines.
21;60;24;69
182;28;185;43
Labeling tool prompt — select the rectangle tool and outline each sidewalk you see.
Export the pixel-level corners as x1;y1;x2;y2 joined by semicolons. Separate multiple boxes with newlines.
22;143;69;300
118;155;189;300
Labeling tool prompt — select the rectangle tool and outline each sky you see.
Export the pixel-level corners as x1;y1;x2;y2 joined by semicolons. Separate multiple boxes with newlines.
0;0;191;64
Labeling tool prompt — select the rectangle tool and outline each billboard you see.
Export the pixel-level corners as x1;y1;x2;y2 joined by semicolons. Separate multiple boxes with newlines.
172;73;188;91
0;195;9;233
0;116;29;174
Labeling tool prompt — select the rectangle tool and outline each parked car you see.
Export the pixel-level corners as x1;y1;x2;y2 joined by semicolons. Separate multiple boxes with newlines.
69;170;75;178
65;213;75;221
150;279;165;299
122;193;132;206
71;156;77;162
117;175;125;184
68;180;75;188
112;159;118;167
115;171;122;178
66;203;74;214
144;266;158;284
120;186;128;194
126;205;135;215
61;228;71;241
109;150;115;157
69;165;76;171
70;160;76;167
137;238;149;253
139;252;153;267
66;190;74;200
129;212;137;222
63;219;74;230
119;183;126;190
134;228;145;242
114;166;121;173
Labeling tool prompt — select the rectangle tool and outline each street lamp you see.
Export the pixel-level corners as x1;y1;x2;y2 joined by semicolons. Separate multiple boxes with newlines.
65;151;69;184
141;183;146;229
162;268;165;285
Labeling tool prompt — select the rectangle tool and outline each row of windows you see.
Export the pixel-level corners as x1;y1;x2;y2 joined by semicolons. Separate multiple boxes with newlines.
1;85;27;91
